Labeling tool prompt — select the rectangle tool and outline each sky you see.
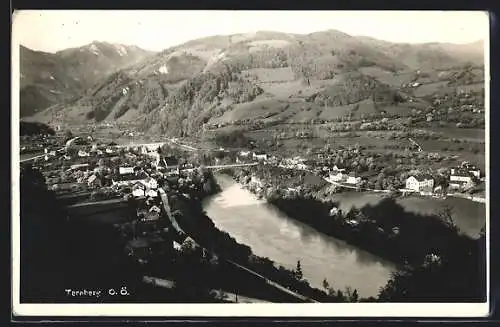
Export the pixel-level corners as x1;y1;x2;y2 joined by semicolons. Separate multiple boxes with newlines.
13;10;489;53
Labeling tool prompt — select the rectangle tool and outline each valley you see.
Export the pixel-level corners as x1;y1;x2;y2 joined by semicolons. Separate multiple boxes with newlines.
16;24;487;306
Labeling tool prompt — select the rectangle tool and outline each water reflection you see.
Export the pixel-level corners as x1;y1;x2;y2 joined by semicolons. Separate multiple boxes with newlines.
203;174;396;297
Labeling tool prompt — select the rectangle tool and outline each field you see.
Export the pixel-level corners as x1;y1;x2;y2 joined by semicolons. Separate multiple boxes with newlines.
424;127;485;142
413;81;449;98
243;67;295;83
212;98;287;123
358;67;413;87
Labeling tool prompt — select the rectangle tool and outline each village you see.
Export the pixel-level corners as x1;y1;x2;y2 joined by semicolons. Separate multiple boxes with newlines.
231;145;485;203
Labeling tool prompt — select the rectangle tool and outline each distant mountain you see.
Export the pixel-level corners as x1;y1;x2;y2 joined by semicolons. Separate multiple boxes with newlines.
29;30;485;135
19;42;154;117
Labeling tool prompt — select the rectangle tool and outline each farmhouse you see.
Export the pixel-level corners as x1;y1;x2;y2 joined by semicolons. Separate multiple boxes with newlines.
450;171;473;183
327;171;345;183
119;166;135;175
239;150;252;157
141;177;158;189
449;170;475;190
78;150;90;157
405;174;434;193
112;171;149;187
346;172;362;185
453;162;481;178
331;165;346;173
132;183;146;198
146;189;158;198
253;152;268;161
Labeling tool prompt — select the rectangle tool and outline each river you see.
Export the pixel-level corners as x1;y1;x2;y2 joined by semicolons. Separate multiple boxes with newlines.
203;174;397;298
331;191;486;239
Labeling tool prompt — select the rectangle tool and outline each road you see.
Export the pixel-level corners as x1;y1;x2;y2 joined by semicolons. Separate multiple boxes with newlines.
20;147;65;163
66;197;127;208
142;276;271;303
203;163;259;169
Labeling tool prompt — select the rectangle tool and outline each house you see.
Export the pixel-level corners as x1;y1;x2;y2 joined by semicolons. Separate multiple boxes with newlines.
331;165;346;173
78;150;90;157
296;163;309;170
132;183;146;198
112;171;149;187
146;189;158;198
141;177;158;189
253;152;267;161
70;163;90;171
405;174;434;192
119;166;135;175
458;162;481;178
327;171;345;183
450;170;473;183
346;172;362;185
149;205;161;214
239;150;252;157
449;179;474;191
449;168;475;190
329;207;339;216
143;211;160;222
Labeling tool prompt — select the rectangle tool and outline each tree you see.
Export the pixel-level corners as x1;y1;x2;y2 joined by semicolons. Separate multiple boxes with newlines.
295;260;303;280
322;278;330;291
351;289;359;302
64;130;73;141
437;205;459;233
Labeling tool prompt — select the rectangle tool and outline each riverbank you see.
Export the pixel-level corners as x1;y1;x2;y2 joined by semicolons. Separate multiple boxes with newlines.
170;180;361;302
226;168;481;268
203;174;396;298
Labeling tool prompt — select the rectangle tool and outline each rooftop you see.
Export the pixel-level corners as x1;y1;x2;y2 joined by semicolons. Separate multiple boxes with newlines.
412;174;434;182
115;171;149;181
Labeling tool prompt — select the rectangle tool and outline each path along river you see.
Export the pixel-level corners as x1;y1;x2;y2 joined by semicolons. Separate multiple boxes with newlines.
203;174;397;298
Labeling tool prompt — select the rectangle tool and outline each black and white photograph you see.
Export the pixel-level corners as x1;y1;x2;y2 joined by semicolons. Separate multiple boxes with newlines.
12;10;489;317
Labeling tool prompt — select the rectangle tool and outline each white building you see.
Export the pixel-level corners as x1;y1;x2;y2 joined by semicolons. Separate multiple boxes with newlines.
119;167;135;175
346;172;362;185
253;152;267;161
405;174;434;192
331;165;346;173
146;189;158;198
450;172;473;183
78;150;90;157
296;163;309;170
132;183;146;197
112;171;149;187
449;170;474;190
452;163;481;178
142;177;158;189
327;171;345;183
149;205;161;214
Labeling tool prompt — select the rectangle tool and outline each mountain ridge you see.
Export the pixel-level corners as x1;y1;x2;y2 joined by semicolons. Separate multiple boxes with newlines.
19;42;155;117
23;29;485;135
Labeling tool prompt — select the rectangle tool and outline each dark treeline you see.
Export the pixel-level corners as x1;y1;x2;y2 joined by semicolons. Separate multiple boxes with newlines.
20;164;224;303
20;121;55;136
20;163;139;302
213;130;254;149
